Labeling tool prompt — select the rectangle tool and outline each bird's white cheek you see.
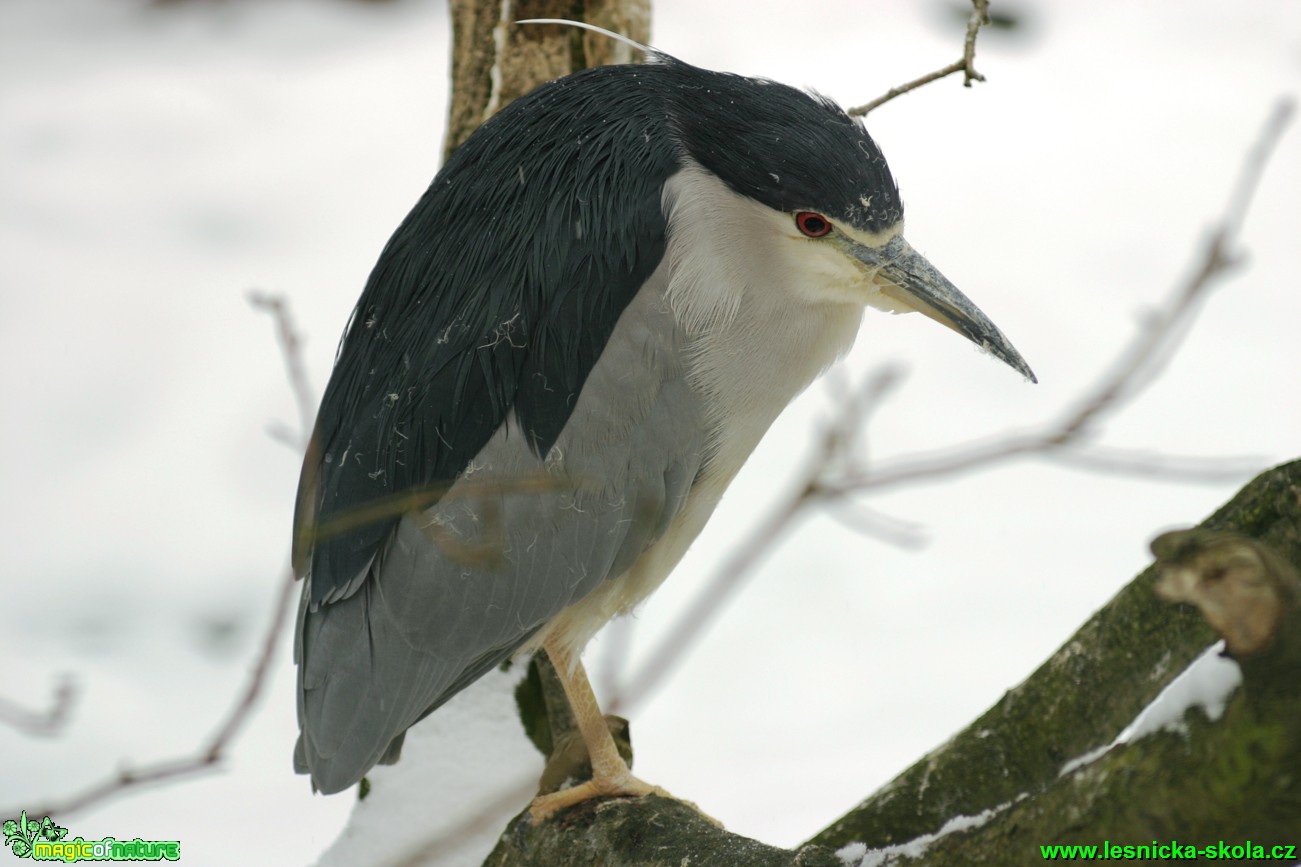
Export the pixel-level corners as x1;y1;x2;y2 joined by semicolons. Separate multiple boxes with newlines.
787;241;915;314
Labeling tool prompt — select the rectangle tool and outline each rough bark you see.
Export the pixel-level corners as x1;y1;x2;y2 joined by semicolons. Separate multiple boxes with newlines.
444;0;649;162
484;797;846;867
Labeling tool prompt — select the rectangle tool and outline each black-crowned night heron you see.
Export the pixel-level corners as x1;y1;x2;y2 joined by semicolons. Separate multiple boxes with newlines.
292;22;1035;819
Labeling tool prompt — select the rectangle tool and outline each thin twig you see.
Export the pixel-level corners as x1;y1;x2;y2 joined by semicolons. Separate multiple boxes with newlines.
824;501;929;549
5;580;300;820
961;0;991;85
836;96;1296;494
849;60;968;117
849;0;991;116
249;290;316;447
0;676;77;738
1057;100;1293;439
1049;447;1268;483
1;297;316;819
203;565;299;763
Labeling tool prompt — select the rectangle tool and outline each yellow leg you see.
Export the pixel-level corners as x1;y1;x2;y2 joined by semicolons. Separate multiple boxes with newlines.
527;638;670;822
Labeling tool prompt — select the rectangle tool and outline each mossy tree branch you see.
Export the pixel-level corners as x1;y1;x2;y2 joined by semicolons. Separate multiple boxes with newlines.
812;461;1301;861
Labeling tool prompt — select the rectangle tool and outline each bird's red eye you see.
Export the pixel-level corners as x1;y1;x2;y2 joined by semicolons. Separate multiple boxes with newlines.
795;211;832;238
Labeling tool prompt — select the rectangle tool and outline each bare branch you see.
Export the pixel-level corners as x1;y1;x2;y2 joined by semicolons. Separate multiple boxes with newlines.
848;59;970;117
1;296;318;819
0;675;77;738
266;420;304;450
249;290;316;447
10;758;224;821
202;565;299;763
1049;447;1269;484
2;575;299;819
1221;98;1296;235
823;501;929;549
848;0;991;116
961;0;991;85
839;96;1295;494
1060;100;1292;438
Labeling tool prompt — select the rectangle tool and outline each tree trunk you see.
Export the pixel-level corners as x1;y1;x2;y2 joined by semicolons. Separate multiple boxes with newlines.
444;0;649;162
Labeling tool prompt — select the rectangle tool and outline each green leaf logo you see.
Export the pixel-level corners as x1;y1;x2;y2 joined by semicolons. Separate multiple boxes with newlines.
3;811;66;860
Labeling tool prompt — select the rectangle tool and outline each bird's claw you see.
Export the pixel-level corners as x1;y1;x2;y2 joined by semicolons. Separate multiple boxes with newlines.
527;775;650;823
526;774;720;826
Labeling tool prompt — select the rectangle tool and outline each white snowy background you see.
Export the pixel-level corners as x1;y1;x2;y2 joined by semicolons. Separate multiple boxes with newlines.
1;0;1298;864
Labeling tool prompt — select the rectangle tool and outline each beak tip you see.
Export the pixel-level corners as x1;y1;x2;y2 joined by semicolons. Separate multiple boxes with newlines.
980;338;1036;385
1019;362;1038;385
855;237;1037;385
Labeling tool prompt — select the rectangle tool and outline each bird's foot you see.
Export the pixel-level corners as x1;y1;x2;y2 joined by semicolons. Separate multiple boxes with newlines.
528;770;662;823
527;770;717;825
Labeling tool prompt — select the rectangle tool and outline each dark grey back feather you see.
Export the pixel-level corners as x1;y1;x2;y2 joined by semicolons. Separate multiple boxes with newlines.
294;64;680;604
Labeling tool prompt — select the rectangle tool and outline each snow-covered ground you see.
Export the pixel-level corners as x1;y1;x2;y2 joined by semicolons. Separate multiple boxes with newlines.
1;1;1298;864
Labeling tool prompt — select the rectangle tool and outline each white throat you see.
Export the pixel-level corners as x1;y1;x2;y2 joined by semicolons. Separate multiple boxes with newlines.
660;161;864;480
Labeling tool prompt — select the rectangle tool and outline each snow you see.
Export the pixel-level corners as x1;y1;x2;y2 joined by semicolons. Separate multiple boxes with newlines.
1060;641;1243;776
314;665;540;867
1;1;1298;865
836;802;1013;867
1118;641;1242;742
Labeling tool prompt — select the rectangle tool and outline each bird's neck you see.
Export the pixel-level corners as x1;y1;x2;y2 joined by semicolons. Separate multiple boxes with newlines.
690;291;862;484
660;163;864;483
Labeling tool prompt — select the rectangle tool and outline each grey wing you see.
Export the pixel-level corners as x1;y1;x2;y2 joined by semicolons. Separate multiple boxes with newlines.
294;272;705;794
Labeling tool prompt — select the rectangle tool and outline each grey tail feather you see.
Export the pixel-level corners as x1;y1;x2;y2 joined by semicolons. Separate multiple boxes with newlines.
378;731;406;766
294;729;406;791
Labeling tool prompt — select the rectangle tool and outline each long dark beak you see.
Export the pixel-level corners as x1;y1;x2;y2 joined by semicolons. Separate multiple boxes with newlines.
849;236;1037;383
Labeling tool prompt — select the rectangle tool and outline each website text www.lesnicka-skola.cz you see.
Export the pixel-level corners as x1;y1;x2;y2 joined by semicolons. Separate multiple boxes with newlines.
1040;840;1297;861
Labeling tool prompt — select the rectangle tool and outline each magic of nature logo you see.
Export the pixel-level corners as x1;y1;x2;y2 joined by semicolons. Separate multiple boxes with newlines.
3;812;179;862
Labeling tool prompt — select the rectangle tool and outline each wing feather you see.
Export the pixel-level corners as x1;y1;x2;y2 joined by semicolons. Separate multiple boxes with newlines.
292;64;701;792
297;268;704;792
293;64;681;604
